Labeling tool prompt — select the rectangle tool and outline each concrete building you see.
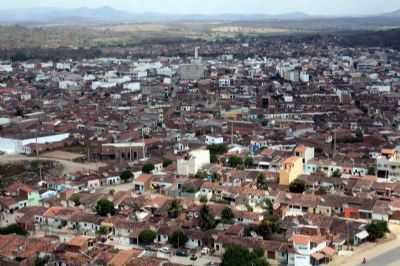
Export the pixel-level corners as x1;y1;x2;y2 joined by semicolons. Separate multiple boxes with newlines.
279;156;304;186
0;133;70;154
177;149;210;176
294;145;315;164
178;64;205;80
376;147;400;181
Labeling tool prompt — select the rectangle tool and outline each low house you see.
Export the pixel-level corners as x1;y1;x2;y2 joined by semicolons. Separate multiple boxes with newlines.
133;174;153;193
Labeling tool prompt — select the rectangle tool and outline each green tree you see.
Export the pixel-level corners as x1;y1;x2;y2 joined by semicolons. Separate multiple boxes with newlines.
257;215;281;239
194;170;208;179
366;220;389;241
142;164;155;174
96;225;109;235
221;245;270;266
120;170;133;183
163;159;173;168
355;128;364;141
168;199;182;219
139;229;157;245
289;179;306;194
0;224;27;236
70;194;81;206
210;153;219;164
221;207;235;224
263;198;274;215
199;205;216;230
169;230;188;248
208;144;228;155
368;166;376;175
332;169;342;178
228;156;243;168
256;173;268;190
244;157;254;168
95;199;115;217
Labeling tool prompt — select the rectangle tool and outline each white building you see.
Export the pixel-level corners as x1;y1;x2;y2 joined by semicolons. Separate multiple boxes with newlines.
205;135;224;145
177;149;210;176
123;82;141;92
0;133;70;154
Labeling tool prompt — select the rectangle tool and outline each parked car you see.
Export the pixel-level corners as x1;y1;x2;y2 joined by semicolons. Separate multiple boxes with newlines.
176;249;188;257
201;247;210;255
159;247;170;254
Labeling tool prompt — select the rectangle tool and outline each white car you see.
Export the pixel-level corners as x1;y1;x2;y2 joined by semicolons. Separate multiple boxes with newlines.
159;247;170;254
201;247;210;255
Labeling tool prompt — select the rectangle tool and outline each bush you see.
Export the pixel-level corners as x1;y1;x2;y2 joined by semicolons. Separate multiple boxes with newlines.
139;229;157;245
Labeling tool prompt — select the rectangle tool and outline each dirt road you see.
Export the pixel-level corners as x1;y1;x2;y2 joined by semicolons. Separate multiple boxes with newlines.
0;154;105;175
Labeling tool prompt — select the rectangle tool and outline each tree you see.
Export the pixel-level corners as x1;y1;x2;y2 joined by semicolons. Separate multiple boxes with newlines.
221;245;270;266
368;166;376;175
70;194;81;206
221;207;235;224
244;157;254;168
96;225;109;236
95;199;115;217
228;156;243;168
139;229;157;245
256;173;268;190
263;198;274;215
210;153;219;164
120;170;133;183
0;224;28;236
208;144;228;155
257;215;281;239
289;179;306;194
355;128;364;141
194;170;208;179
199;205;216;230
169;230;188;248
366;220;389;241
168;199;182;218
332;169;342;178
163;159;173;168
142;164;155;174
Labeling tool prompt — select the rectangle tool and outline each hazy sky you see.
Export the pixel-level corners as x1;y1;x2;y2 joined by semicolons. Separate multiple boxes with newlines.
2;0;400;16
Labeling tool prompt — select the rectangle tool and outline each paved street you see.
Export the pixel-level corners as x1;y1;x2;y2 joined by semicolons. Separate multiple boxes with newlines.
330;224;400;266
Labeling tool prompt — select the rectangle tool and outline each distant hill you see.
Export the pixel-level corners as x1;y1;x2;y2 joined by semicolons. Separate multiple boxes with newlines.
0;7;312;24
381;9;400;17
0;6;400;25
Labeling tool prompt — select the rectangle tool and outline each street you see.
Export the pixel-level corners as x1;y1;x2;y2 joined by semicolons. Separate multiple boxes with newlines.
330;224;400;266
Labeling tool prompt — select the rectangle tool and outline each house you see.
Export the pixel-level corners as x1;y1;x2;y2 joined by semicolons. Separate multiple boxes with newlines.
290;234;334;266
177;149;210;176
280;157;304;185
294;145;315;164
133;174;153;193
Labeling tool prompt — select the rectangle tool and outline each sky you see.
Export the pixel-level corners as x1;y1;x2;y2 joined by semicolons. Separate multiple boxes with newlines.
1;0;400;16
